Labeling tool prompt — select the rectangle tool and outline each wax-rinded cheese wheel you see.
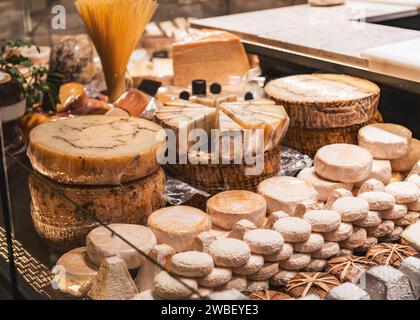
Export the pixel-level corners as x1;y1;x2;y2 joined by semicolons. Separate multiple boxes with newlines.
381;204;408;220
311;242;340;259
339;228;367;250
355;160;392;186
407;199;420;211
197;268;232;288
227;219;257;240
247;262;280;281
208;238;251;268
395;211;419;227
293;233;324;253
86;224;157;269
54;247;98;297
325;188;353;209
153;271;198;300
147;206;212;252
232;254;264;275
358;192;395;210
297;167;353;202
269;270;297;287
257;176;318;214
29;168;165;226
353;211;382;228
385;182;420;204
273;217;312;242
279;253;311;270
264;74;380;129
332;197;369;222
243;229;284;255
169;251;214;277
323;223;353;242
27;116;166;185
304;259;327;272
366;220;395;238
303;210;341;233
314;144;373;183
206;190;266;230
358;123;412;160
391;139;420;172
264;243;294;262
357;178;385;195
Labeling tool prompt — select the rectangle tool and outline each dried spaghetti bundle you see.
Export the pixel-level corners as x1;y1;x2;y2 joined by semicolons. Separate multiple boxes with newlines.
76;0;158;101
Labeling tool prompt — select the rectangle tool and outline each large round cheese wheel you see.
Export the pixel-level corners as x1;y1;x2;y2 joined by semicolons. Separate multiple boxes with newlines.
257;176;318;214
314;143;373;183
27;116;166;185
147;206;212;252
264;74;380;129
391;138;420;172
297;167;353;201
206;190;266;230
55;247;98;297
358;123;412;160
86;224;157;269
29;168;165;226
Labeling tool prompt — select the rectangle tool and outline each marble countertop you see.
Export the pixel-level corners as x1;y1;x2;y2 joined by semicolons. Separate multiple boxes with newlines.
191;2;420;71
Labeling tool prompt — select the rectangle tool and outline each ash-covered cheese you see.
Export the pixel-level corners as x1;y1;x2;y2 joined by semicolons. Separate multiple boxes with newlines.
27;116;166;185
297;167;353;202
206;190;266;230
86;224;157;269
54;247;98;297
358;123;412;160
147;206;212;252
314;143;373;183
264;74;380;129
258;176;318;214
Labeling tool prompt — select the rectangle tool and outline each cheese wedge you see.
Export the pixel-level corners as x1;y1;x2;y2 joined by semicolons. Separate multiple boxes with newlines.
189;94;237;108
147;206;212;252
264;74;380;129
220;102;289;151
173;30;250;87
27;116;166;185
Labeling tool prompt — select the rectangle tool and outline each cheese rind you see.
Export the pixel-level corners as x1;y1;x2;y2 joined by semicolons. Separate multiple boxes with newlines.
391;138;420;172
314;143;373;183
257;176;318;214
29;168;165;226
355;160;392;186
27;116;166;185
358;123;412;160
147;206;212;252
54;247;98;297
206;190;266;230
264;74;380;129
86;224;157;269
297;167;353;201
172;30;250;87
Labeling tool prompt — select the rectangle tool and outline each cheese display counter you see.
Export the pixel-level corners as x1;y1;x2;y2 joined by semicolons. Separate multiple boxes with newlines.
1;0;420;302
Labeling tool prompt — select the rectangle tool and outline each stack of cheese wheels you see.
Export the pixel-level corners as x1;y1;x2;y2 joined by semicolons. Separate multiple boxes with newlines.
156;98;289;194
27;116;167;250
264;74;381;156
